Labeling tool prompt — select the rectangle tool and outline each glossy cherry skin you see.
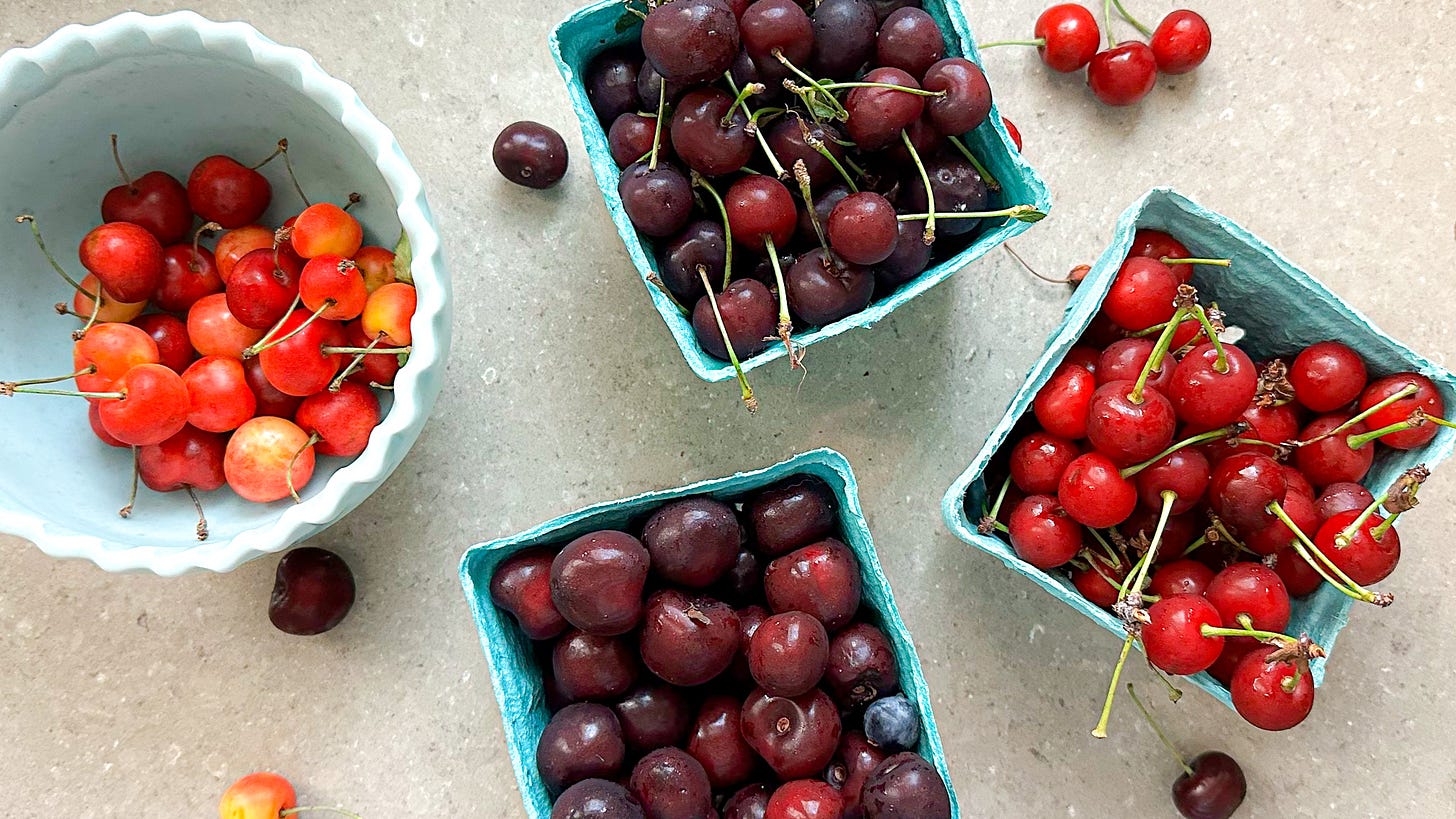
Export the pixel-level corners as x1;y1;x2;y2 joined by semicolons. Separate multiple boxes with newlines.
1245;487;1318;556
921;57;991;135
226;247;303;329
131;313;196;374
79;222;164;303
660;219;726;304
1143;594;1224;676
137;424;226;494
749;611;830;697
750;476;837;556
1357;373;1445;450
693;278;779;361
1071;552;1129;608
1151;559;1216;598
688;694;760;789
1007;495;1082;569
844;67;926;150
1151;10;1213;75
728;175;798;250
241;356;301;418
1271;546;1322;598
640;590;741;686
1172;751;1246;819
609;113;664;168
489;547;567;641
899;154;990;237
222;417;316;502
551;779;645;819
1057;452;1137;529
1033;362;1096;440
1086;41;1158;106
741;687;842;780
1009;431;1080;495
1291;414;1374;487
874;219;933;290
1209;453;1287;533
1135;448;1210;515
1033;3;1101;72
268;547;355;635
733;605;770;682
550;530;651;636
586;49;642;123
671;88;755;177
553;630;640;702
643;496;743;587
1316;481;1375;521
876;7;943;77
1217;403;1301;461
629;747;714;819
823;622;899;709
860;753;951;819
785;250;874;326
619;161;694;238
1316;509;1400;585
493;121;568;189
1085;380;1177;466
1289;341;1367;413
97;363;190;446
256;312;345;397
1229;646;1314;731
808;0;876;77
102;170;192;245
1123;507;1198;561
741;0;814;65
765;539;862;632
1129;228;1190;264
294;381;380;458
767;780;844;819
181;355;255;432
187;155;271;229
1205;562;1290;637
615;682;691;754
827;193;899;266
724;784;773;819
538;703;627;794
1169;343;1259;430
153;243;222;313
1096;337;1174;394
1102;257;1179;331
641;0;741;84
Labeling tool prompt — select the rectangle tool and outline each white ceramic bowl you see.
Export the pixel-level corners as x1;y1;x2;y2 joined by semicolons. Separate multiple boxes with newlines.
0;11;450;575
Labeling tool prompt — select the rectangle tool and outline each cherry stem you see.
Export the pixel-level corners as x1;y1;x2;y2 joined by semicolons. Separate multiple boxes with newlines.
119;446;139;519
245;292;304;358
697;266;758;413
1162;257;1230;267
320;345;411;356
896;204;1046;224
725;72;788;177
800;118;859;192
1121;490;1176;601
1127;306;1190;404
1103;0;1118;48
947;135;1001;192
244;299;334;358
1144;656;1183;702
986;474;1012;521
775;52;853;119
818;81;945;97
1345;418;1421;450
1336;488;1396;547
1121;424;1245;478
1;386;122;400
279;807;363;819
16;215;97;300
645;273;689;315
976;38;1046;49
328;331;387;392
794;160;833;259
263;138;310;205
109;133;135;191
1181;534;1207;557
1268;500;1389;606
75;282;104;340
1111;0;1154;37
1370;511;1401;541
1000;243;1065;284
692;172;734;289
186;486;208;541
342;192;363;212
1190;304;1229;373
1126;683;1193;775
763;236;802;371
900;132;936;244
1295;384;1418;447
1088;527;1122;565
1200;623;1310;647
1421;412;1456;430
1091;632;1135;739
649;83;667;172
722;82;764;126
3;366;95;388
287;432;322;504
193;222;221;271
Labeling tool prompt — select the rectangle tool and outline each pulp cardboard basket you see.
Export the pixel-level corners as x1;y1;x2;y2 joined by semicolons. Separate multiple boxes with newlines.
461;448;957;817
940;187;1456;709
549;0;1050;382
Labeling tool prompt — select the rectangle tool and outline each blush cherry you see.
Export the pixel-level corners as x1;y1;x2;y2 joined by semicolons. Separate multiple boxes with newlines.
1151;10;1213;75
187;154;271;229
223;416;316;502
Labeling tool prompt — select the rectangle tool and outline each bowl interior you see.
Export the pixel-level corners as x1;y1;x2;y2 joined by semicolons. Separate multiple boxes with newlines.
0;43;402;551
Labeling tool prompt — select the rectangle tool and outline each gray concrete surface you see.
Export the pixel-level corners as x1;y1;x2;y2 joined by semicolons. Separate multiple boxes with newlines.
3;1;1455;815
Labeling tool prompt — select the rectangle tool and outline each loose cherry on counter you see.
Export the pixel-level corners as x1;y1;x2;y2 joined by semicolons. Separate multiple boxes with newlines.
1087;41;1158;107
1151;10;1213;75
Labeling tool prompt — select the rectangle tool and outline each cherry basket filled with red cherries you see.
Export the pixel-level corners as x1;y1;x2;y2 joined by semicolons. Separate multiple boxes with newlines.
951;191;1455;736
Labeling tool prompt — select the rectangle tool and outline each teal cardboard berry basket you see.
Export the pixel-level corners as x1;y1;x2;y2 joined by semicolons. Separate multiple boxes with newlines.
940;187;1456;711
549;0;1050;383
461;448;956;818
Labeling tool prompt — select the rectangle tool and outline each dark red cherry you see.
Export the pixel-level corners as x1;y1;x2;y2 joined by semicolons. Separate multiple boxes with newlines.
586;49;642;123
550;530;651;636
826;731;885;819
1271;547;1322;598
1205;562;1290;637
1291;414;1374;487
155;243;222;314
727;175;798;250
1289;341;1367;413
268;547;355;636
1086;41;1158;107
749;610;831;697
640;589;740;686
724;784;773;819
740;0;814;66
629;747;714;819
1071;552;1128;608
768;116;847;189
810;0;877;78
187;155;270;229
1006;494;1082;569
693;278;779;361
827;192;900;266
551;779;645;819
767;780;845;819
1169;343;1259;429
899;154;990;237
689;694;761;790
1135;448;1210;515
102;170;193;245
875;7;943;77
609;113;666;169
1316;509;1400;585
719;551;766;604
749;476;838;556
1172;751;1246;819
615;682;692;753
764;539;862;632
873;220;933;291
860;753;951;819
641;0;742;84
824;622;899;709
1009;431;1081;495
553;630;641;702
1357;373;1445;450
1209;453;1287;533
661;219;726;304
492;121;569;189
785;250;874;326
1085;380;1178;466
844;67;926;150
643;496;743;587
741;687;842;780
619;161;694;238
1057;452;1137;529
671;87;755;177
1032;3;1100;73
637;60;693;109
1316;481;1375;521
537;703;627;794
131;313;196;374
1151;10;1213;75
1143;594;1223;676
1033;362;1096;440
489;547;568;641
1229;646;1314;731
922;57;991;135
1101;257;1179;331
1150;559;1216;598
225;247;303;329
733;604;771;683
1244;486;1318;556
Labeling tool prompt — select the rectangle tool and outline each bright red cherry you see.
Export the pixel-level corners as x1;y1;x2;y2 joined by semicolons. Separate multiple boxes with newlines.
1169;343;1258;429
1031;3;1101;73
1209;453;1286;533
1087;41;1157;106
1271;547;1322;598
1150;10;1212;75
1097;338;1175;394
97;363;191;446
766;779;844;819
1128;229;1191;270
1204;562;1291;638
1229;646;1314;731
1033;361;1096;440
78;222;165;303
1071;552;1128;608
1356;373;1445;450
1288;341;1367;413
1245;487;1318;556
1315;509;1400;585
1007;495;1081;569
1008;431;1081;494
187;155;271;229
1085;380;1177;466
1143;594;1223;676
1101;257;1178;331
1057;452;1137;529
1150;559;1215;598
1134;448;1209;514
1291;414;1374;487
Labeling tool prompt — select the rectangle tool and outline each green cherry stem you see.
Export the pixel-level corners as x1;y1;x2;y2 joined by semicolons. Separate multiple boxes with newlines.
982;475;1012;525
1;386;122;400
1;366;95;389
698;266;758;414
1092;632;1136;739
722;82;764;126
947;135;1001;192
816;81;945;97
327;331;387;392
1120;424;1246;478
1122;490;1177;600
1370;512;1402;541
279;806;363;819
17;215;97;300
800;118;859;192
726;72;790;177
1268;500;1389;605
1336;489;1393;547
902;131;936;245
692;172;735;289
1345;418;1424;450
1088;527;1123;566
1180;534;1208;557
319;345;411;356
1126;683;1193;774
1294;384;1418;446
1190;304;1229;373
977;38;1046;49
1111;0;1154;37
1103;0;1118;49
1199;623;1316;649
649;82;667;172
244;299;335;358
1162;257;1231;267
762;236;802;370
1127;306;1190;405
774;51;852;119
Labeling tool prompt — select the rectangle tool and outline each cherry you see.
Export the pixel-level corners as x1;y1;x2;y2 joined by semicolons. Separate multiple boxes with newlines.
873;220;933;290
719;551;766;605
616;682;692;754
1101;257;1179;331
860;753;951;819
741;687;842;779
154;241;222;313
1205;562;1291;638
1087;41;1158;106
1058;452;1137;528
767;780;844;819
1122;507;1198;561
355;246;397;294
1008;431;1080;495
1229;646;1314;731
1143;594;1223;676
1316;509;1400;585
1289;340;1367;412
1071;552;1129;608
1030;3;1100;72
740;0;814;66
844;67;926;150
70;322;158;394
764;539;862;632
1172;752;1246;819
223;416;316;502
1065;345;1100;374
291;203;363;261
69;273;146;324
1129;229;1191;268
88;401;127;448
1209;453;1286;533
921;57;990;135
810;0;877;78
187;155;271;229
1280;464;1317;500
267;546;355;635
823;621;898;708
137;423;226;501
341;320;402;388
538;703;626;794
299;254;369;321
361;281;417;346
551;530;650;636
1085;380;1177;465
750;476;837;556
1006;494;1082;569
826;731;885;819
553;629;640;702
242;356;303;418
786;250;874;326
827;193;899;266
640;589;740;685
90;363;188;446
1245;486;1318;556
1003;116;1023;151
728;175;798;251
620;160;695;238
671;88;754;177
724;784;773;819
1217;402;1301;461
256;310;345;396
688;694;760;789
876;7;943;77
661;220;726;304
642;496;742;587
551;779;644;819
749;610;830;697
629;747;714;819
1205;641;1257;688
299;382;381;456
78;222;164;303
214;224;276;284
1271;546;1321;599
1169;343;1259;429
1291;414;1374;487
492;121;569;189
867;0;917;24
226;247;303;329
767;117;847;190
489;547;567;640
1151;10;1213;75
1135;448;1210;514
1033;361;1096;440
609;113;661;168
693;279;778;360
101;147;192;245
899;154;991;237
1316;481;1375;521
637;61;693;109
586;49;642;124
127;313;193;374
1357;373;1445;450
1097;338;1175;394
641;0;741;84
1150;559;1215;598
181;355;256;432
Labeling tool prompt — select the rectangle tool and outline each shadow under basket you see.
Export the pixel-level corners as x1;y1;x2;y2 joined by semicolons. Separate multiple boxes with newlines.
461;448;958;817
940;187;1456;711
549;0;1050;383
